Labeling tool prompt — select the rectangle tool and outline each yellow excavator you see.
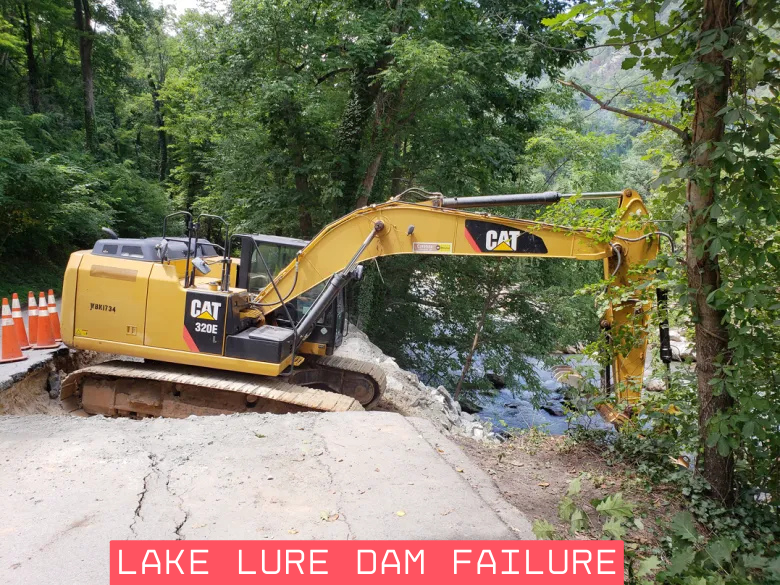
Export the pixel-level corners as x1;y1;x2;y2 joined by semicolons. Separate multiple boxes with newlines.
59;188;669;423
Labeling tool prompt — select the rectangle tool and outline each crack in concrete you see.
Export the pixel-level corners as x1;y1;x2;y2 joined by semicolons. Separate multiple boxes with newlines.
173;510;190;540
165;454;191;540
129;445;195;540
129;453;158;537
311;418;353;538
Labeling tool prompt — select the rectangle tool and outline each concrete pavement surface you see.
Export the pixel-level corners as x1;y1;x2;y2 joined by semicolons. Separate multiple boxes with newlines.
0;411;534;584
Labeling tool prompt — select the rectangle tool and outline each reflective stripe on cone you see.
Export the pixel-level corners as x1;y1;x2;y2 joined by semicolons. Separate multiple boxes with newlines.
11;293;30;349
1;298;27;363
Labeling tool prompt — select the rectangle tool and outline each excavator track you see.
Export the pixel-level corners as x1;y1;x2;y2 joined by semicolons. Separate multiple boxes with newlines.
290;355;386;410
60;360;364;418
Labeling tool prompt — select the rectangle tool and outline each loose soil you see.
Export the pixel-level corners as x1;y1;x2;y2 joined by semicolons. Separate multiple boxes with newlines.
453;431;686;549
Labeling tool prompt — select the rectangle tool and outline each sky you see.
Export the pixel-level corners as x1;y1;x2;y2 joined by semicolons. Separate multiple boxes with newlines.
157;0;227;15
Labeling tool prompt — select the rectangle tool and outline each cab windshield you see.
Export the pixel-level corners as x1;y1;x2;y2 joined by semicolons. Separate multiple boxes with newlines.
247;240;325;319
248;242;300;292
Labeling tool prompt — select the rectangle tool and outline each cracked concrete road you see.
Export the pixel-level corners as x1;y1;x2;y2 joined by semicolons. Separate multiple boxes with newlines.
0;411;533;584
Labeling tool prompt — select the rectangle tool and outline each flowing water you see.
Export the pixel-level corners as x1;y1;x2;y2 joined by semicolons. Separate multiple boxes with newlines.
474;356;611;435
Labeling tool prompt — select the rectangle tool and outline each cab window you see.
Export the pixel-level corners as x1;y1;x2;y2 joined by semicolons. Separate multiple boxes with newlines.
247;241;325;320
248;243;300;292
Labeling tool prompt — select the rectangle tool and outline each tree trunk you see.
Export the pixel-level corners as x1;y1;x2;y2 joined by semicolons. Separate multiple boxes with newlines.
454;291;494;401
355;151;383;208
149;76;168;181
333;68;383;211
292;144;313;236
73;0;96;153
687;0;737;505
22;2;41;113
390;138;405;196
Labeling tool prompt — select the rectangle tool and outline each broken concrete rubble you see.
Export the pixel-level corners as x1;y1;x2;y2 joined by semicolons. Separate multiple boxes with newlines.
334;329;497;442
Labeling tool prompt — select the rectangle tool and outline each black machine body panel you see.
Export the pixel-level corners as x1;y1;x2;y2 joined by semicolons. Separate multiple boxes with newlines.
225;325;295;364
183;290;229;354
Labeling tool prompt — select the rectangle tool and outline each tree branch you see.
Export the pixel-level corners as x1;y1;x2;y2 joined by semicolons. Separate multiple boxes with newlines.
316;67;351;85
517;20;685;53
559;79;689;141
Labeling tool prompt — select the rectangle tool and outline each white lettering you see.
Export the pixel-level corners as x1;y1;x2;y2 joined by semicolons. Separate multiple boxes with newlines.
406;550;424;574
573;550;592;574
478;550;496;574
454;550;471;574
191;550;208;575
549;550;568;574
484;229;522;251
310;550;328;575
262;550;280;574
238;550;256;575
286;550;305;575
485;230;498;250
598;549;616;574
190;299;202;318
167;550;183;575
501;550;520;575
382;550;401;575
142;550;161;575
118;550;136;575
358;550;376;574
526;549;543;575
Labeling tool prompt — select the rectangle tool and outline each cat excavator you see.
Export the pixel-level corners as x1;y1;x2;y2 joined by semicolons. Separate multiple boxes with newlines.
59;188;668;424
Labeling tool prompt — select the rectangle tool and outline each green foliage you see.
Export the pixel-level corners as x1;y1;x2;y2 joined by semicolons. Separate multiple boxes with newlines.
570;426;780;585
543;0;780;501
1;3;777;583
0;118;169;261
532;518;558;540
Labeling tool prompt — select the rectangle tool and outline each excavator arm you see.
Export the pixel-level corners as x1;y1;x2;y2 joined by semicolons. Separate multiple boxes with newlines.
256;189;659;414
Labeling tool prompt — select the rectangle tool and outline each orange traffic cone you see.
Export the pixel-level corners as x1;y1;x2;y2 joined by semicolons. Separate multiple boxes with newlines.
47;289;62;341
34;292;59;349
27;291;38;346
11;293;30;349
1;298;27;363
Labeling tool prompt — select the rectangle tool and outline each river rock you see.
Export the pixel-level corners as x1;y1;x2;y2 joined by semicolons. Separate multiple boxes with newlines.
541;402;565;417
646;378;666;392
486;372;506;389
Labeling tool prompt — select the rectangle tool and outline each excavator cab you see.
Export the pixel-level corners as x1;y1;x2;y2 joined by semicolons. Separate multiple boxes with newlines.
235;235;347;355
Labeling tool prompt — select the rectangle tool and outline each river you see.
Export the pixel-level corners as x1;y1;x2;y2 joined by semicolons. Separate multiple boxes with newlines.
474;356;611;435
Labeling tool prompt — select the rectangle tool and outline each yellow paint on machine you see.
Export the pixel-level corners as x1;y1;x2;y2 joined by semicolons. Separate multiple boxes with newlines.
73;254;152;346
73;336;292;377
